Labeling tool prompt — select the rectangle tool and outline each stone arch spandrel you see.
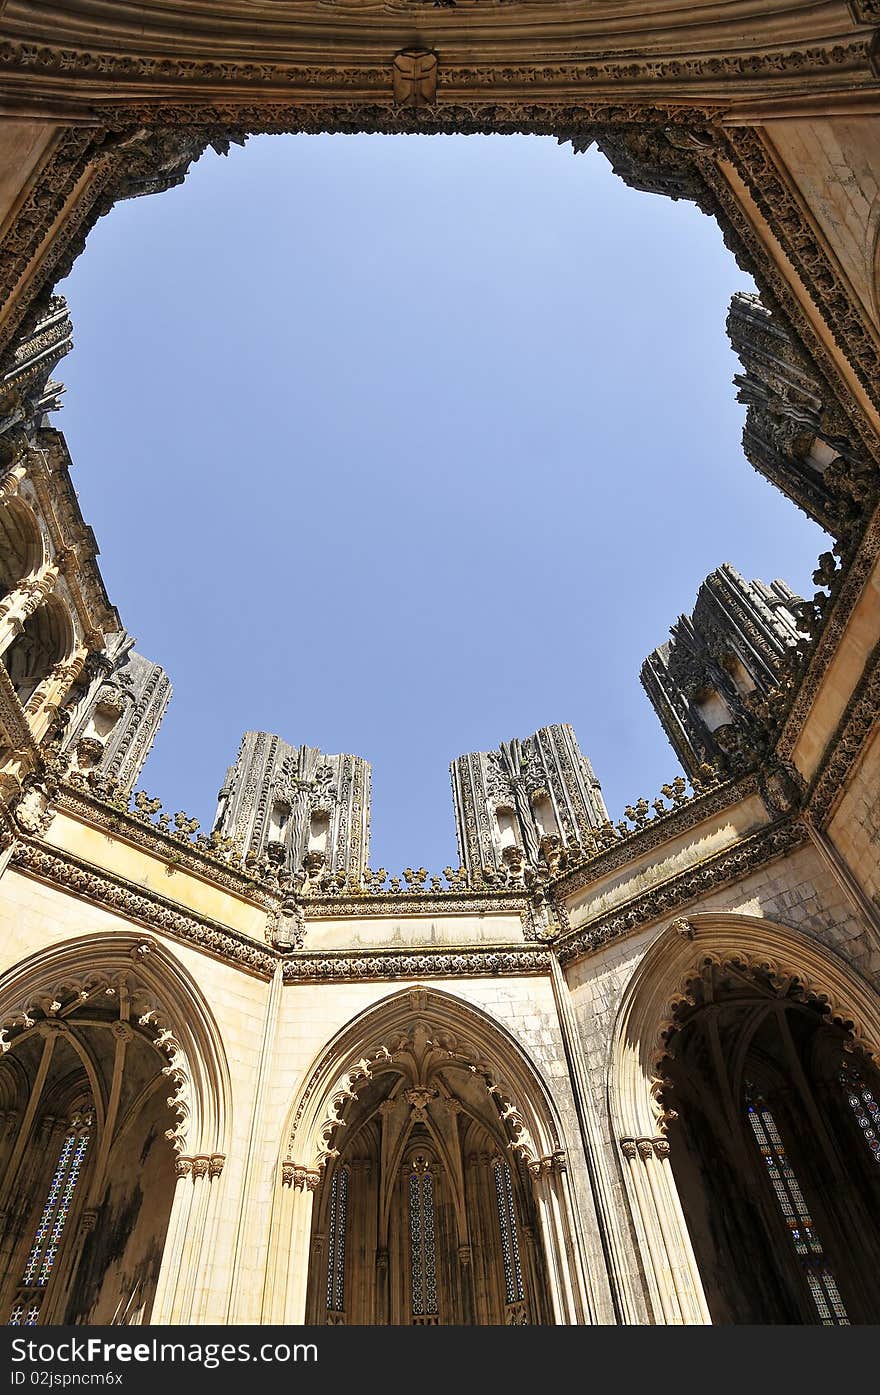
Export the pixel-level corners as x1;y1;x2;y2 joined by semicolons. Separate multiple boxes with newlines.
0;930;232;1159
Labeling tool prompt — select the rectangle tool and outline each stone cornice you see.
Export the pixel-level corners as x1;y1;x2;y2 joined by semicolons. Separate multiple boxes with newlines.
55;783;274;905
555;819;808;964
281;946;551;982
0;36;874;102
549;772;762;903
9;837;278;978
3;809;815;978
302;892;536;933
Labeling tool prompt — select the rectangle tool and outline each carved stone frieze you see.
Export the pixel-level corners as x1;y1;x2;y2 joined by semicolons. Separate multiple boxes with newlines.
0;36;873;96
282;947;551;981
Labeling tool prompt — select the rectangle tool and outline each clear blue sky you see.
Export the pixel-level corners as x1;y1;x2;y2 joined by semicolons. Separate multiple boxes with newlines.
57;134;827;872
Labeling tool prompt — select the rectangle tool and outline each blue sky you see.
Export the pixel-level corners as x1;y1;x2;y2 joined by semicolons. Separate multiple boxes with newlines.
57;133;827;872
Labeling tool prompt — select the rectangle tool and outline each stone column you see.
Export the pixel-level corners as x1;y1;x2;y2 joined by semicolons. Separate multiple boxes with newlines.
184;1155;226;1324
263;1162;319;1323
151;1154;226;1324
528;1152;586;1324
288;1165;319;1323
457;1244;476;1325
618;1137;710;1325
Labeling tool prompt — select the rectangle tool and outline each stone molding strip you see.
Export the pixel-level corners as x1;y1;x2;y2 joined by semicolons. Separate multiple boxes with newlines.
0;37;873;97
2;815;817;977
550;772;760;902
282;947;552;982
777;507;880;762
56;785;274;904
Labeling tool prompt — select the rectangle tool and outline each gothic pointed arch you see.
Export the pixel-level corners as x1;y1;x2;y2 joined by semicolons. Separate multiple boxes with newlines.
0;931;232;1159
266;986;586;1325
0;932;232;1325
285;986;564;1174
609;913;880;1325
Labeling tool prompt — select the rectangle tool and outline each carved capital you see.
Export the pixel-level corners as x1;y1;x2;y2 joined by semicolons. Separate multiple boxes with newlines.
208;1154;225;1180
621;1136;669;1160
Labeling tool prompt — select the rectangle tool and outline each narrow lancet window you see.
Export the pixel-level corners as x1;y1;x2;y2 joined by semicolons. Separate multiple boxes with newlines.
325;1166;347;1318
8;1108;92;1327
408;1157;438;1323
493;1157;525;1308
745;1089;848;1325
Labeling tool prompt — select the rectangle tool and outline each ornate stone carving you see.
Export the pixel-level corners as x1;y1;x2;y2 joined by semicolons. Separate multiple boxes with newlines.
641;563;803;780
392;50;438;107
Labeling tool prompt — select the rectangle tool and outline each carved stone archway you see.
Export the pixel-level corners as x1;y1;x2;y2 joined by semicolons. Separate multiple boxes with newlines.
265;985;592;1324
0;932;232;1325
608;911;880;1324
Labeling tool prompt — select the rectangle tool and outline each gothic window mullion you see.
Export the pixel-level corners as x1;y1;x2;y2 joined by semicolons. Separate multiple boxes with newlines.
841;1067;880;1168
745;1088;849;1326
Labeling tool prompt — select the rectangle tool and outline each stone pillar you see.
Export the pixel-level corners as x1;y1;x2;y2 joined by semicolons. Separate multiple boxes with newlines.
263;1162;319;1323
288;1165;319;1323
528;1152;586;1324
618;1137;710;1325
184;1155;225;1324
151;1154;226;1324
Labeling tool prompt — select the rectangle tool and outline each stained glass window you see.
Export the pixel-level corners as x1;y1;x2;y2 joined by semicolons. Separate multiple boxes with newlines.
325;1166;347;1316
745;1088;849;1325
841;1067;880;1166
492;1157;524;1306
408;1156;438;1322
8;1108;92;1327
